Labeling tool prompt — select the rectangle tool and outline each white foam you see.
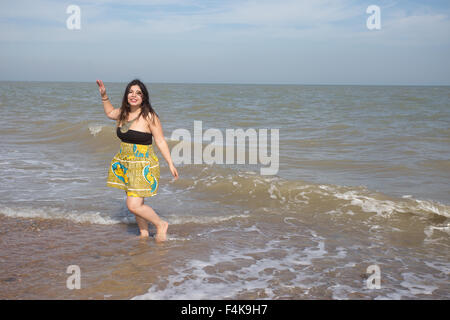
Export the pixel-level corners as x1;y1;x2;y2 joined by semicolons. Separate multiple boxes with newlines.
424;223;450;238
0;204;250;227
241;225;263;234
297;241;326;264
414;199;450;218
0;205;128;225
400;273;438;295
292;189;310;204
283;217;300;226
330;284;358;300
335;247;347;259
165;213;249;225
424;261;450;275
88;124;103;136
166;236;191;242
334;191;399;217
132;234;328;300
330;189;450;219
267;183;286;202
373;290;411;300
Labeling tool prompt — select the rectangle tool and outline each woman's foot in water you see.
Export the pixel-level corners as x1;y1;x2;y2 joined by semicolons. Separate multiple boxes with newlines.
139;229;150;238
155;220;169;242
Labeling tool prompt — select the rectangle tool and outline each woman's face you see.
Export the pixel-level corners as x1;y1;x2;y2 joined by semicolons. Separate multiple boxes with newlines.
128;85;143;108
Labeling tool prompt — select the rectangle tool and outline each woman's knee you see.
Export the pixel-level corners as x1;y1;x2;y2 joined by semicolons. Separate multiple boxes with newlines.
126;197;143;213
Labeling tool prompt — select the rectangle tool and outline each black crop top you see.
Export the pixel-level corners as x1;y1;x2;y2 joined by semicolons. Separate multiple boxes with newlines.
116;127;153;145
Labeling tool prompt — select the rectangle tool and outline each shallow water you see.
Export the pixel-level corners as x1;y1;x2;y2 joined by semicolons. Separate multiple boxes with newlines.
0;81;449;299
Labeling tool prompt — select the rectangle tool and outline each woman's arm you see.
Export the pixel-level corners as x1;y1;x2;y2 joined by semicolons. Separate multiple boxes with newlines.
96;80;120;120
148;114;179;179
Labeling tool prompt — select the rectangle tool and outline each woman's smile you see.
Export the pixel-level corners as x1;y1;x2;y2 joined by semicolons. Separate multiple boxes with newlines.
128;85;143;106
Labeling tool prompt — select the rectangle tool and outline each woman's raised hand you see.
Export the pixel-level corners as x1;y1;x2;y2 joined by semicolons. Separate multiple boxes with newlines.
96;80;107;98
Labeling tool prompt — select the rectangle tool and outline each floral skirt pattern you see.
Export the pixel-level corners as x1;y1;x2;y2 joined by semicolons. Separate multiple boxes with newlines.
107;142;160;197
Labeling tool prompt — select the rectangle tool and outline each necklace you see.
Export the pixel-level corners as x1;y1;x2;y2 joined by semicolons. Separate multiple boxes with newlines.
120;115;139;133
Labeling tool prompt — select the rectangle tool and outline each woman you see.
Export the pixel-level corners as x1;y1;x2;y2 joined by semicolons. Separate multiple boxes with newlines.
97;79;178;242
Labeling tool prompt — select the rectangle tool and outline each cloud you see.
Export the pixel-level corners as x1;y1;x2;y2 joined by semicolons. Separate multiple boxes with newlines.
346;10;450;47
211;0;362;26
383;13;450;44
0;0;448;47
136;0;365;36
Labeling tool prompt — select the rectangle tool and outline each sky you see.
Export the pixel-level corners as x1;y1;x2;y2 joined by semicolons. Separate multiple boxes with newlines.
0;0;449;85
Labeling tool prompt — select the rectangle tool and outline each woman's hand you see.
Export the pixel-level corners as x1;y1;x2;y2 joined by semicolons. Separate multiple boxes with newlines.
96;79;107;98
169;164;179;180
97;80;118;119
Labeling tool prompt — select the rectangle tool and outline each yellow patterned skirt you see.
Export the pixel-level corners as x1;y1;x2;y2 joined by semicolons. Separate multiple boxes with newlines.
107;142;160;197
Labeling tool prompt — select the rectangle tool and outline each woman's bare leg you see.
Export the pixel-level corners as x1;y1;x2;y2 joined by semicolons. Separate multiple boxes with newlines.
135;215;149;237
126;196;168;242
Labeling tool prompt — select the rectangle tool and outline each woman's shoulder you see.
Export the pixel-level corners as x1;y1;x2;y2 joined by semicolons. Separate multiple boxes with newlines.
145;112;160;126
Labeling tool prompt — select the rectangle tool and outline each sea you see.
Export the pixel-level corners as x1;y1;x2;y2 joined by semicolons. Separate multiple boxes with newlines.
0;81;448;299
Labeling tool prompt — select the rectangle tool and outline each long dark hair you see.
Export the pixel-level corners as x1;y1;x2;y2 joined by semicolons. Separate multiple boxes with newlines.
118;79;158;127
